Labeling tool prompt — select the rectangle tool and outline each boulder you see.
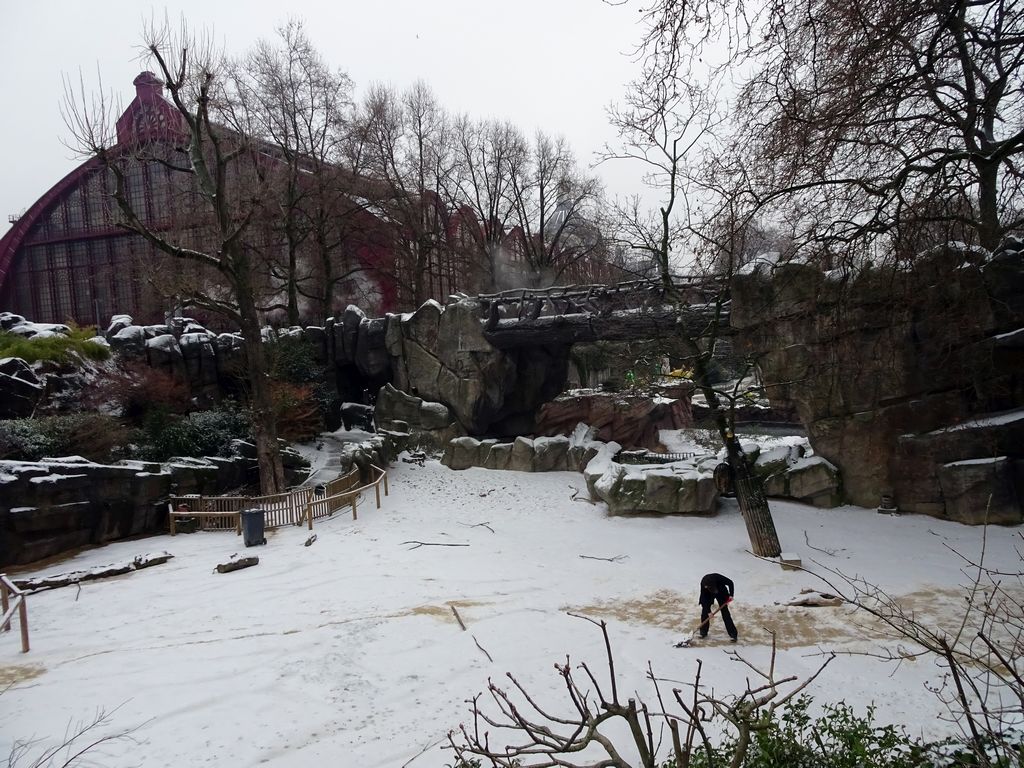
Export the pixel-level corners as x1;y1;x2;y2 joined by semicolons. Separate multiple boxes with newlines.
109;324;146;353
786;457;842;507
441;436;485;471
374;384;461;450
536;388;693;450
643;470;681;513
355;316;391;382
484;442;513;470
508;436;536;473
677;475;719;514
0;359;43;418
938;456;1023;525
533;436;571;472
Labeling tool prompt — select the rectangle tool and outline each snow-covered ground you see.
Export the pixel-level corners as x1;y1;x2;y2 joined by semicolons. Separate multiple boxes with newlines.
2;451;1020;767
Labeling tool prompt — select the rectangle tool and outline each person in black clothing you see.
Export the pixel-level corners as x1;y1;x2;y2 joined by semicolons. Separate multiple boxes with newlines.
699;572;738;641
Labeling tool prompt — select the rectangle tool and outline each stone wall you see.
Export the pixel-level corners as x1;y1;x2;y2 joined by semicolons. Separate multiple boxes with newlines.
731;240;1024;523
438;429;841;516
0;443;311;568
0;455;255;567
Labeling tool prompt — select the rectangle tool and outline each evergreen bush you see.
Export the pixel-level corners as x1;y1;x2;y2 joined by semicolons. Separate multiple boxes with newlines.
137;405;252;461
0;413;133;463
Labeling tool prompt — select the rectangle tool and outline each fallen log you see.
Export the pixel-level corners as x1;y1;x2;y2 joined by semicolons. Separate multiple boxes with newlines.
216;555;259;574
481;304;729;349
13;552;174;592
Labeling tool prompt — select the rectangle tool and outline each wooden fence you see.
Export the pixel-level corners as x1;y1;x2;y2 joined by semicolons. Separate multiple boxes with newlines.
168;465;389;535
1;573;29;653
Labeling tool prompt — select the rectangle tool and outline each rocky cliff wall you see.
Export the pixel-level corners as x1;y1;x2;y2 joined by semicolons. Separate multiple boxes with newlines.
731;240;1024;522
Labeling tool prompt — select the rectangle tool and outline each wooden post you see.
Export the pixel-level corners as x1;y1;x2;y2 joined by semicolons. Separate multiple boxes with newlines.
351;496;358;521
1;581;9;631
375;481;381;509
383;471;389;497
18;598;28;653
307;501;313;531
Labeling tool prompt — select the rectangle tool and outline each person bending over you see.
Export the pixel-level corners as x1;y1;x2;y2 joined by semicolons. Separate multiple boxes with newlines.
699;572;737;641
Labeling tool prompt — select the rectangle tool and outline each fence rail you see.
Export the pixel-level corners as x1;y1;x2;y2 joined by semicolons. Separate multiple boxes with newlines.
615;450;697;465
168;466;387;535
1;573;29;653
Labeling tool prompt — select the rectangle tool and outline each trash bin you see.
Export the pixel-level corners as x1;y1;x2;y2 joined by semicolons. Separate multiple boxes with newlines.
240;509;267;547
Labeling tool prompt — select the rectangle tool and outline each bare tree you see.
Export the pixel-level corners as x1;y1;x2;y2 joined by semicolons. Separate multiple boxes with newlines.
234;20;358;325
627;0;1024;255
448;614;833;767
800;527;1024;766
452;116;527;292
604;66;782;557
508;131;607;288
359;81;462;308
63;20;286;493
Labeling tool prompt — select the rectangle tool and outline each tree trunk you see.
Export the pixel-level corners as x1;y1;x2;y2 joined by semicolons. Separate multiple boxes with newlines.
697;353;782;558
730;447;782;558
975;158;1001;251
236;266;286;495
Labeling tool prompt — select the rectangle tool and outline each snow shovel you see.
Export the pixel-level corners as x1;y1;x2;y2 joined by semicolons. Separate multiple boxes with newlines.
673;598;734;648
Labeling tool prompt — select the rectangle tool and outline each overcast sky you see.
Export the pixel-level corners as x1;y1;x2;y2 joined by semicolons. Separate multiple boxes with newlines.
0;0;648;239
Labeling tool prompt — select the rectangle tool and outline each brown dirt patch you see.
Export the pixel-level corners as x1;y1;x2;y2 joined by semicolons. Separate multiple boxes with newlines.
403;600;489;626
567;589;882;649
0;663;45;686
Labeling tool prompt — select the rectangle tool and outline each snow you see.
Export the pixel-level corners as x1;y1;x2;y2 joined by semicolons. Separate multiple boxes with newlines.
737;251;781;275
1;454;1022;767
928;407;1024;433
944;456;1007;467
994;328;1024;340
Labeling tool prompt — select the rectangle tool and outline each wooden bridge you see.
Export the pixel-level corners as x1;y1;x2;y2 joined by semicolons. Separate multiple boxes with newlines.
477;277;729;349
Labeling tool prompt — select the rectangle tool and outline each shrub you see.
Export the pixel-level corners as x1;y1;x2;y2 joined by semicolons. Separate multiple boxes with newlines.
266;334;337;429
672;696;934;768
136;405;252;461
0;325;110;365
0;413;134;463
91;363;191;425
271;380;323;442
267;335;322;384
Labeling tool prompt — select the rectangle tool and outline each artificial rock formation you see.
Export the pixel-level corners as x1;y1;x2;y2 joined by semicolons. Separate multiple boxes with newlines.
385;298;569;435
732;241;1024;523
0;444;310;567
534;385;694;449
439;427;838;516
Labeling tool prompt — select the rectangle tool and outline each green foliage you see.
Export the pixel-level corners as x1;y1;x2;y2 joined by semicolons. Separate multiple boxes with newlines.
0;325;110;365
136;405;252;461
0;413;133;463
668;696;934;768
266;335;337;420
570;343;613;387
267;335;322;384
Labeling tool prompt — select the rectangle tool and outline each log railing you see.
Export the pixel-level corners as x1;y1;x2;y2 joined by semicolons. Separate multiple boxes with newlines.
168;466;387;535
367;464;390;509
1;573;29;653
303;464;389;528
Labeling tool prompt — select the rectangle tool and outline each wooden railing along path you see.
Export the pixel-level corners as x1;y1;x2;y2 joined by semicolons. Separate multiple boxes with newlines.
168;464;389;535
1;573;29;653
